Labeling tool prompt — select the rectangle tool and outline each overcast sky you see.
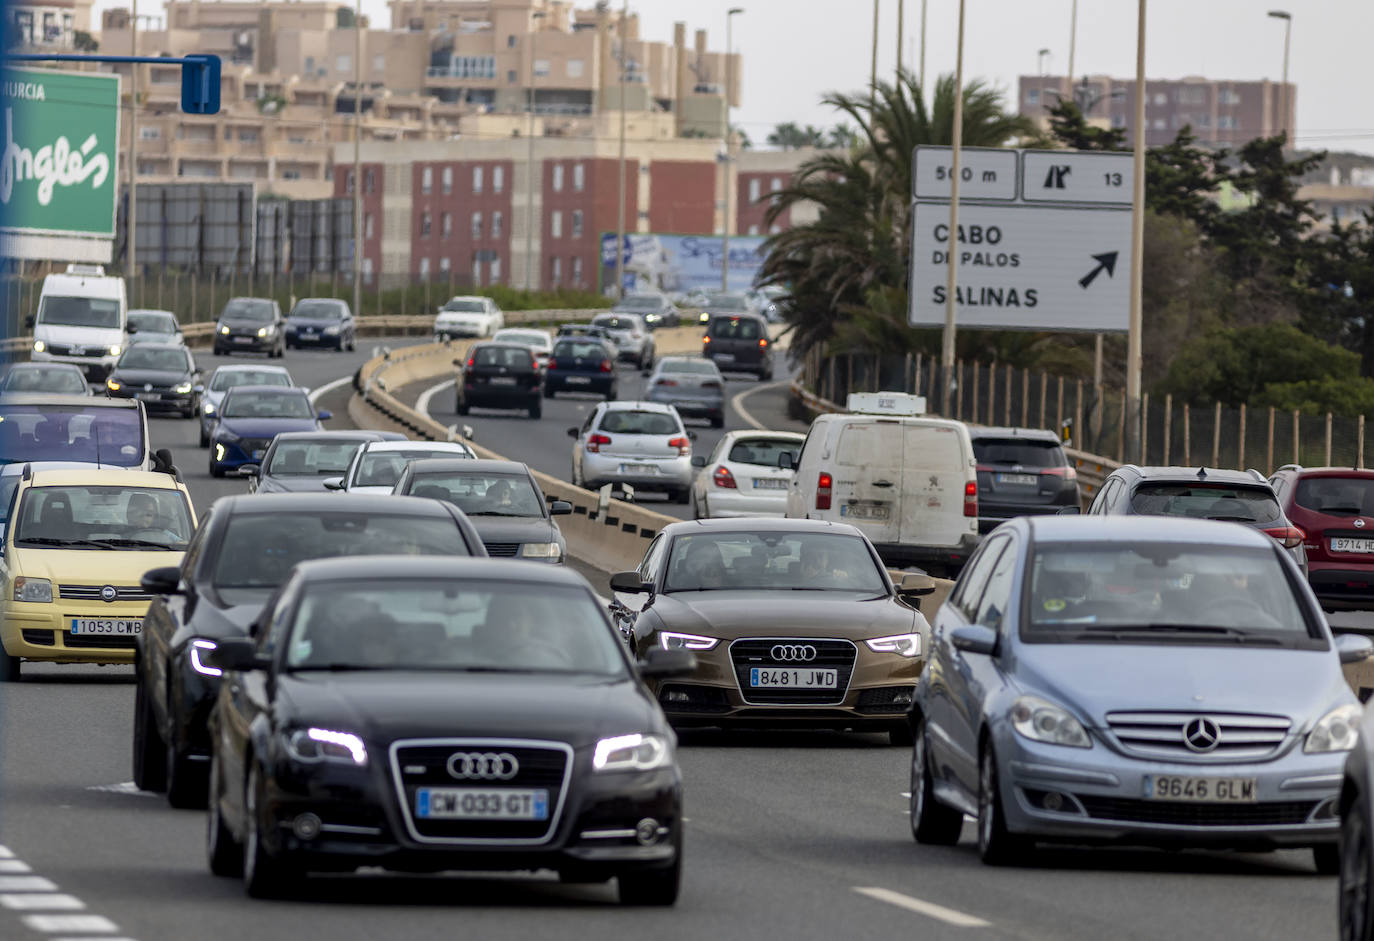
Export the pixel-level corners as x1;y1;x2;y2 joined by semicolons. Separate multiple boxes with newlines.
103;0;1374;156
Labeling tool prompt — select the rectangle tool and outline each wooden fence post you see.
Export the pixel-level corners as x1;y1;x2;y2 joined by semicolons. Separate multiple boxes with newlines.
1266;407;1275;474
1074;380;1083;449
905;352;913;394
873;353;881;392
1212;402;1221;467
1021;368;1029;427
1326;412;1333;466
1116;386;1126;463
1292;410;1300;466
1163;394;1172;465
191;270;199;323
1360;416;1366;470
1056;375;1065;431
1004;363;1013;426
1238;404;1247;468
972;364;981;425
1039;371;1047;429
1183;404;1191;467
1141;392;1149;462
956;360;965;419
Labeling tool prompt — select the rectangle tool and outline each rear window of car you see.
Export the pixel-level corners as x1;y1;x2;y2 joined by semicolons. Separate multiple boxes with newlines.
728;439;799;467
709;317;761;340
973;438;1066;467
291;301;345;320
598;410;681;435
1130;484;1281;523
836;421;963;471
1294;476;1374;516
472;346;535;368
659;359;719;376
592;316;638;331
210;370;289;392
554;341;608;359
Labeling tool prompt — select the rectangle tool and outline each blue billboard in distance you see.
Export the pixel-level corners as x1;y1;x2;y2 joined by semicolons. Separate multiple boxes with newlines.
599;232;768;295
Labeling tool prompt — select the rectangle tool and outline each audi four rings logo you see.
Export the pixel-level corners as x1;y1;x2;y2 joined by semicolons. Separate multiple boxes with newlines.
770;644;817;662
1183;717;1221;753
446;751;519;780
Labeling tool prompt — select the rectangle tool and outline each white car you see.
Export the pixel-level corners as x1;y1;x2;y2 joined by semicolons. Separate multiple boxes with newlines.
568;400;694;502
491;327;554;369
434;296;504;340
690;430;805;519
325;439;476;494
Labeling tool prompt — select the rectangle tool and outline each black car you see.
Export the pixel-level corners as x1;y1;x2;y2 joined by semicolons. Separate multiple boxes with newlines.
458;343;543;418
246;431;401;494
545;337;618;400
286;298;356;352
970;427;1080;534
105;343;203;418
133;493;487;808
203;557;693;902
215;298;285;358
393;459;573;562
703;313;772;380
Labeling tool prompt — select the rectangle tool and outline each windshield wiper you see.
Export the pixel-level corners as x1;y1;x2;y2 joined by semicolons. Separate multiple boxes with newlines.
15;536;117;549
101;538;183;550
1207;515;1258;523
1066;624;1283;644
464;510;534;517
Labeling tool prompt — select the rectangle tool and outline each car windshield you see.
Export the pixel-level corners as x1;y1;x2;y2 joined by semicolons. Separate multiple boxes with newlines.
709;317;761;339
1025;542;1316;641
14;485;192;550
0;477;19;527
128;312;176;334
472;346;535;368
265;439;370;477
212;513;471;589
290;301;344;320
355;450;467;487
443;299;486;313
592;316;638;331
118;348;189;372
614;296;661;312
1294;476;1374;516
663;532;886;593
2;366;87;394
973;438;1065;467
37;295;121;329
221;299;275;322
728;438;802;467
704;294;749;311
0;404;144;467
410;472;543;517
221;390;314;419
659;359;719;376
598;410;681;435
284;580;624;675
1130;484;1280;524
210;370;290;392
554;341;608;360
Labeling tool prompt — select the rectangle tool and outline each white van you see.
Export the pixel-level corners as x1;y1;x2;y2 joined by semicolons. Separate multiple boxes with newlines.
783;392;980;574
29;264;128;381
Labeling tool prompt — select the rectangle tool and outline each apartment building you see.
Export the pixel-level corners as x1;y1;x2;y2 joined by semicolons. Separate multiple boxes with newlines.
5;0;93;49
1019;74;1295;148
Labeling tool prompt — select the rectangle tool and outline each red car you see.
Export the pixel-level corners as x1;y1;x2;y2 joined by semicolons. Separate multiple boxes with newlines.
1269;465;1374;611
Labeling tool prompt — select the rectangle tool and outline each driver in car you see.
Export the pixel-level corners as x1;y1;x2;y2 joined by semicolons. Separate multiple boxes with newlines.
125;493;181;544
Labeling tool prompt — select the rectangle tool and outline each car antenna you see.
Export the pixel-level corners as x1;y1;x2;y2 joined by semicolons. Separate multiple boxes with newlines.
1197;466;1207;479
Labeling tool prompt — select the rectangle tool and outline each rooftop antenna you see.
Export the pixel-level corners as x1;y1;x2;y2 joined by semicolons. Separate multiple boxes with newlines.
1197;466;1208;479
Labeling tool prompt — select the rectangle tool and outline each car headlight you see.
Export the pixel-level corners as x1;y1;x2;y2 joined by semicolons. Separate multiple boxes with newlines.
1305;704;1362;753
13;576;52;603
32;339;46;353
593;733;671;773
521;542;562;559
284;727;368;766
219;325;230;335
324;325;341;335
106;378;122;391
202;401;216;415
174;381;193;394
658;631;718;651
1009;695;1091;748
256;326;270;338
108;345;122;357
190;639;222;677
864;633;922;658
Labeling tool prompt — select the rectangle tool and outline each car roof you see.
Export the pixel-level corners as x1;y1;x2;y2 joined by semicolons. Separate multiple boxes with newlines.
659;517;867;537
223;385;308;396
1024;514;1273;547
213;492;461;517
120;342;187;354
291;555;590;587
4;362;85;372
294;297;345;305
970;427;1062;443
411;458;529;475
269;430;386;442
211;364;290;374
128;308;176;318
361;440;473;453
444;295;486;303
1276;466;1374;479
657;356;717;368
1120;466;1267;486
1;461;105;478
26;469;185;489
720;429;805;442
599;400;678;414
0;393;138;408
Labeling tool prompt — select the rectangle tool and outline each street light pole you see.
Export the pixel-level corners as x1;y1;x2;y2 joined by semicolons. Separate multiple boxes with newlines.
523;10;545;291
614;0;628;299
896;0;904;80
351;0;361;319
940;0;966;416
1125;0;1147;461
1067;0;1077;88
1038;48;1050;80
1267;10;1291;143
720;7;742;292
128;0;137;281
918;0;926;94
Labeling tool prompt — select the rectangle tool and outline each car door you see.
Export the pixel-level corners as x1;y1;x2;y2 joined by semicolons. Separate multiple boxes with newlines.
145;510;214;731
571;406;600;479
897;422;973;551
827;419;904;544
785;425;821;518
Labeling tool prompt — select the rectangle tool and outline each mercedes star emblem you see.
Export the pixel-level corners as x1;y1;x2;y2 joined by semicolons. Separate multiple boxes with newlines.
1182;717;1221;753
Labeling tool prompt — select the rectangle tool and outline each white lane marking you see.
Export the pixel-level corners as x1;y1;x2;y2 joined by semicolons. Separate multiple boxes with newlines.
85;782;157;798
308;374;353;405
416;378;456;418
853;887;991;929
0;894;84;910
731;379;788;431
0;862;32;874
0;877;56;892
22;914;119;932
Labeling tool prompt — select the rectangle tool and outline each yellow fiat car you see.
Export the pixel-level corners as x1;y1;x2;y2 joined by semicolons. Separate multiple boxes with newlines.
1;467;195;681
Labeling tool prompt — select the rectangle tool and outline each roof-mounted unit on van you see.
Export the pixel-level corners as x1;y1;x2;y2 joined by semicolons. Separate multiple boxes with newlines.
64;263;106;276
846;392;927;417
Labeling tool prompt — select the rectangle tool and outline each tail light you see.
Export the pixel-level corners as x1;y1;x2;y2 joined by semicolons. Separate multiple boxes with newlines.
546;359;557;370
668;436;691;456
703;336;711;345
466;357;475;368
1264;525;1306;549
964;480;978;517
759;338;769;348
599;359;613;372
1042;465;1079;482
712;466;737;489
817;472;833;510
701;380;721;389
656;378;678;387
529;354;538;369
588;433;612;453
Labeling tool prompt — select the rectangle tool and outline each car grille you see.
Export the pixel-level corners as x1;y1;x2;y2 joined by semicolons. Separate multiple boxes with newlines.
389;740;571;843
43;343;103;358
1074;795;1319;828
63;634;138;650
59;584;152;602
21;630;55;646
482;543;520;558
729;638;856;706
238;438;272;454
1105;712;1291;762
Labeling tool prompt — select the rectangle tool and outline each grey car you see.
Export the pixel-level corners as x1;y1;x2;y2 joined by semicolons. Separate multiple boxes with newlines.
591;313;655;369
645;356;725;428
244;430;402;493
613;294;681;329
568;401;695;502
908;515;1371;870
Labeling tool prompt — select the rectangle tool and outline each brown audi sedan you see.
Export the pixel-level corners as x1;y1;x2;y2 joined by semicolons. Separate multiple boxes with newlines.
609;519;935;744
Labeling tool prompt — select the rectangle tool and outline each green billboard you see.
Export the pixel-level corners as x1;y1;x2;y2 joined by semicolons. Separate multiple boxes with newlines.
0;66;119;258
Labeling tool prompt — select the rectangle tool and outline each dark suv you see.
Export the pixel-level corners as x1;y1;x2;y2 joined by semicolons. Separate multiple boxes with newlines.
1088;465;1306;572
1268;465;1374;611
971;427;1080;533
703;312;772;379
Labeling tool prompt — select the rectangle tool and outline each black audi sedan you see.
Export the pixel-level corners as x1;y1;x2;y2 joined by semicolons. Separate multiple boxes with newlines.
203;557;692;903
457;343;544;418
105;343;203;418
134;494;487;808
393;458;572;562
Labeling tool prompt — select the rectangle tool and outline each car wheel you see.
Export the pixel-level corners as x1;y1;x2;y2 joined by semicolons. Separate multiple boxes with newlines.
1341;800;1374;939
348;334;357;352
166;731;208;809
977;743;1029;865
710;413;725;429
198;426;210;448
209;459;226;479
457;400;470;416
691;492;702;520
606;384;618;402
207;750;244;877
669;488;689;504
544;387;556;399
617;833;681;906
1317;841;1341;876
0;646;18;683
529;401;542;420
909;719;963;845
132;675;167;792
889;722;914;746
243;763;303;898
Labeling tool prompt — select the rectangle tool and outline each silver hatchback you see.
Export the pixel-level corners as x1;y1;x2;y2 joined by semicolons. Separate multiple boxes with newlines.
568;401;695;502
645;356;725;428
909;515;1372;871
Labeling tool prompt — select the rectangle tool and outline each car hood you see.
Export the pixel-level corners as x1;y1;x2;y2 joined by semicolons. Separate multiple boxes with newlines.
12;546;186;584
111;367;190;386
467;515;562;545
646;591;919;639
257;474;344;493
218;318;274;331
35;323;123;346
1010;641;1353;728
276;672;661;746
288;317;343;329
216;416;319;438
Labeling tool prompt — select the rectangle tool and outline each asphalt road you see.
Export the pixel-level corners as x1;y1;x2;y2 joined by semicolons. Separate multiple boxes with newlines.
0;339;1344;941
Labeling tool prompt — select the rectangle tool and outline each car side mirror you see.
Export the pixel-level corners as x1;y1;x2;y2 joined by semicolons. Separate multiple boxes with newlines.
897;572;937;599
1336;633;1374;664
237;464;260;478
566;427;580;439
323;476;345;491
610;571;650;594
24;315;35;328
140;566;183;596
125;323;138;334
153;448;177;477
205;636;271;672
193;383;205;394
777;452;795;470
638;647;697;679
951;625;999;656
317;410;332;422
1057;505;1083;515
549;501;573;516
686;431;698;441
690;456;707;468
